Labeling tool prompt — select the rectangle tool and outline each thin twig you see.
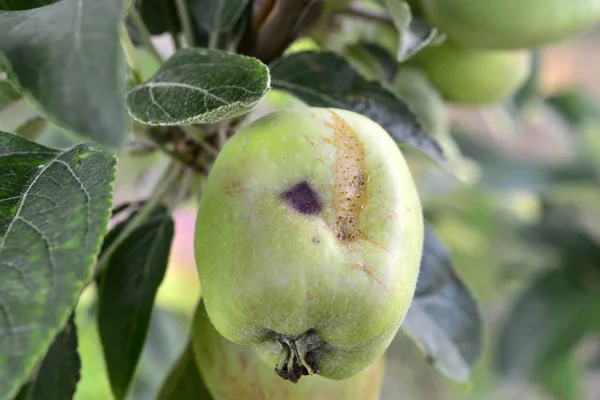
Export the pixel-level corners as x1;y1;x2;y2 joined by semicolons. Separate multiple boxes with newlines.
336;5;393;25
119;23;143;84
208;31;219;50
130;8;164;62
174;0;196;47
95;160;181;277
180;125;219;157
171;31;182;50
167;167;194;213
217;122;228;149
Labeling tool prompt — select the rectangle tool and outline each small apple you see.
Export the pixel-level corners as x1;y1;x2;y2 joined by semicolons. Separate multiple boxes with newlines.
419;0;600;49
194;107;423;382
409;41;531;105
192;299;385;399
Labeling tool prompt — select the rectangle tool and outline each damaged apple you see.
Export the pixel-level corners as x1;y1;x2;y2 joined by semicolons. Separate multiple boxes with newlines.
194;107;424;382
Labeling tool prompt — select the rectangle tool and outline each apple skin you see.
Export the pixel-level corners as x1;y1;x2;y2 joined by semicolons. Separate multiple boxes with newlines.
410;41;531;105
420;0;600;49
194;107;423;381
192;299;385;400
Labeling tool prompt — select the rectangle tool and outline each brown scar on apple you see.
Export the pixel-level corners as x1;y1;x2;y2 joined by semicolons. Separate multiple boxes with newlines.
353;263;386;289
323;109;386;250
302;133;316;147
225;179;245;196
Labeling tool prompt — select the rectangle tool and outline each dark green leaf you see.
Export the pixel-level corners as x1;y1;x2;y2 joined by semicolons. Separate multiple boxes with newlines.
191;0;250;50
0;0;58;10
138;0;181;35
0;0;130;148
537;356;581;400
97;206;175;400
361;43;398;83
547;89;600;128
495;268;600;381
0;131;116;399
343;44;385;82
270;51;445;164
126;48;270;125
400;224;483;382
25;314;81;400
383;0;440;61
156;340;213;400
188;0;249;34
0;81;21;111
343;42;397;83
12;382;32;400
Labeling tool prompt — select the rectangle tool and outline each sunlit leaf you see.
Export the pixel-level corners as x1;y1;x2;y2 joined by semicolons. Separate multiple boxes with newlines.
126;48;270;125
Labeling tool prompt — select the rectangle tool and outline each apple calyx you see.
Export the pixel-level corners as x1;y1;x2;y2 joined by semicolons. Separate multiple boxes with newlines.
274;331;323;383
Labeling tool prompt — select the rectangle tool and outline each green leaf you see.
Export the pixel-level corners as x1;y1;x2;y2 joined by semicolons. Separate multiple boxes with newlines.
0;0;130;148
0;0;58;10
0;81;21;111
383;0;440;61
12;383;32;400
537;356;582;400
187;0;249;34
392;67;467;173
156;340;213;400
400;224;483;382
343;42;397;83
18;314;82;400
97;206;175;400
270;51;445;164
190;0;250;51
0;131;116;400
547;88;600;128
138;0;181;35
360;43;398;83
126;48;270;126
495;268;600;382
393;68;447;136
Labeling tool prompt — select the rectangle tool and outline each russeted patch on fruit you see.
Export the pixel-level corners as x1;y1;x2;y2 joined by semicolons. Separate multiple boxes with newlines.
194;107;424;382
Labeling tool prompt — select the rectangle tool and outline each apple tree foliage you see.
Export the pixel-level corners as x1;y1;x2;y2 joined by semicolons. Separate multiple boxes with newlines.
0;0;599;399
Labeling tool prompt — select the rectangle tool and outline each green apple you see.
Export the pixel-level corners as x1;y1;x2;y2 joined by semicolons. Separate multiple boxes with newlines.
420;0;600;49
410;41;531;105
194;107;423;382
192;299;385;399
